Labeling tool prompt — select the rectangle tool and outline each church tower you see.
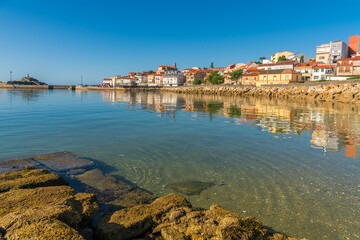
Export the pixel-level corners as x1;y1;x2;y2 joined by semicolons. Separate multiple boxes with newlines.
174;62;177;68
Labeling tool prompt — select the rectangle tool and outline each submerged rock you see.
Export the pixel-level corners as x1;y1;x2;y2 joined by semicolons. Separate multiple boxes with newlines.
75;169;156;208
169;180;215;195
0;152;94;174
0;168;98;240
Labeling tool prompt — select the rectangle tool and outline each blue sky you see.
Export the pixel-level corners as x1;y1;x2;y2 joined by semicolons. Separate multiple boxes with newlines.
0;0;359;85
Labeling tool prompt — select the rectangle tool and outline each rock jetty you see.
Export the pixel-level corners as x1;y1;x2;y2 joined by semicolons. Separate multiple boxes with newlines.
0;153;308;240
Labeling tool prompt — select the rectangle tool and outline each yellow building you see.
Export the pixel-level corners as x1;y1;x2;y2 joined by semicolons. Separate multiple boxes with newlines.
256;69;302;87
271;51;294;63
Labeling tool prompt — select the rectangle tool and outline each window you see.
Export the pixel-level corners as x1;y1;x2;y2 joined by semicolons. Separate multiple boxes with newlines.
263;76;267;81
319;56;325;59
273;76;277;81
286;75;289;81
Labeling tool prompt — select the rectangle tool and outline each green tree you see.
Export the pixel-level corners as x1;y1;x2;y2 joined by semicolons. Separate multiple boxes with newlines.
210;62;214;68
300;56;304;63
259;57;266;60
193;79;202;85
207;71;224;84
278;55;287;62
147;70;154;74
229;69;243;84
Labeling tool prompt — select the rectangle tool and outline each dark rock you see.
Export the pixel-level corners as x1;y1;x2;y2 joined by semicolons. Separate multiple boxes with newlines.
169;180;215;195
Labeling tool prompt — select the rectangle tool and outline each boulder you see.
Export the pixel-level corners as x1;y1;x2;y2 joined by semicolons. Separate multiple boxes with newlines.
0;167;68;193
97;194;307;240
0;168;98;240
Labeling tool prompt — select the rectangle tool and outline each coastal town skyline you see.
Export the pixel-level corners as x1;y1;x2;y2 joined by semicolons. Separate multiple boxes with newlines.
1;0;360;85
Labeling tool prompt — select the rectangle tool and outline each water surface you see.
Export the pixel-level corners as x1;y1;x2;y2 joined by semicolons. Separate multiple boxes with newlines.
0;88;359;239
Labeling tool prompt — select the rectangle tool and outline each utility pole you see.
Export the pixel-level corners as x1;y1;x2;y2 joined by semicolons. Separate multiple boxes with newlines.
81;76;83;85
10;71;12;81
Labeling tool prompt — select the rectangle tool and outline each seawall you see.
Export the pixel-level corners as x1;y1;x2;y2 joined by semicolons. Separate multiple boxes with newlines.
130;81;360;104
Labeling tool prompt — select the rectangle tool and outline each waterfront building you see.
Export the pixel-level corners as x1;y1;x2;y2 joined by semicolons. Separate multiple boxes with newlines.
258;60;298;71
256;69;302;87
163;69;183;86
103;78;113;86
184;70;207;85
316;40;349;63
147;74;156;85
154;74;164;86
288;52;310;63
270;51;294;63
239;67;263;85
156;64;178;74
336;56;360;77
349;35;360;57
294;62;321;81
137;72;149;85
224;62;258;84
312;63;336;81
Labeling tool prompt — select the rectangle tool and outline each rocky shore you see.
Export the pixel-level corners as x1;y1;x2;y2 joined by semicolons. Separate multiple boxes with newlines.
131;81;360;104
0;152;307;240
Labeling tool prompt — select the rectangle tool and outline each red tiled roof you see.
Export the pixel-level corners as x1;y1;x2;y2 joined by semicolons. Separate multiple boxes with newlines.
338;56;360;61
295;62;320;67
159;65;177;69
103;78;112;81
313;64;336;68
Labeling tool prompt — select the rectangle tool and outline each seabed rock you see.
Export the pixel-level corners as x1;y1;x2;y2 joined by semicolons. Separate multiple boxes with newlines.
0;154;308;240
169;180;215;195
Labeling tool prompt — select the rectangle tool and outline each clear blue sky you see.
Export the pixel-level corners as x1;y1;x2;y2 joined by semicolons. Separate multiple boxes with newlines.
1;0;359;85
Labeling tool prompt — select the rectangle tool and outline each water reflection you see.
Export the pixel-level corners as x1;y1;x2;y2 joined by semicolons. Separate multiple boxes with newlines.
102;91;360;158
6;89;46;103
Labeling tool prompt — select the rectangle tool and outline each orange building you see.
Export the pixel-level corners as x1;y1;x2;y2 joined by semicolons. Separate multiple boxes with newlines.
349;35;359;57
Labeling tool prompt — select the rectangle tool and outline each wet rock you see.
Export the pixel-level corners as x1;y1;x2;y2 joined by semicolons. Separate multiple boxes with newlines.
97;194;306;240
169;180;215;195
76;169;156;207
0;168;98;240
33;152;94;172
97;194;191;240
0;167;68;193
0;152;93;174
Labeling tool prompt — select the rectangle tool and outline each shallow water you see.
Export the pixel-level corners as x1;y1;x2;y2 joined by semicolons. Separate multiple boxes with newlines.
0;88;359;239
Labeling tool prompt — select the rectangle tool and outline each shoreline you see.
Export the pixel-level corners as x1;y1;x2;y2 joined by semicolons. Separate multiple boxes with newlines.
129;81;360;104
0;152;308;240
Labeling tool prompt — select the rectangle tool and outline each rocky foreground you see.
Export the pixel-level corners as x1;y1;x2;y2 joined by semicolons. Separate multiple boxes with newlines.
0;153;307;240
132;81;360;104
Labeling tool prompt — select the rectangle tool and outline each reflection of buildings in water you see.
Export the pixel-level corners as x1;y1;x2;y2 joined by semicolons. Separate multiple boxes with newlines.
344;139;360;158
100;91;360;158
310;130;340;152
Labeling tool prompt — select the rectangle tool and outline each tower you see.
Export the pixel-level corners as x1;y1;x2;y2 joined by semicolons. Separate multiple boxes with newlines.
174;62;177;68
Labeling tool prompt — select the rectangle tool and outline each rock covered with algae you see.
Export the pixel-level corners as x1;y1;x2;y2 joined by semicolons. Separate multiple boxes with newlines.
97;193;308;240
0;167;98;240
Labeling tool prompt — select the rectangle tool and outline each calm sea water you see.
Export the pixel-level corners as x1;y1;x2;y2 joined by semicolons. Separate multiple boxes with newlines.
1;88;360;239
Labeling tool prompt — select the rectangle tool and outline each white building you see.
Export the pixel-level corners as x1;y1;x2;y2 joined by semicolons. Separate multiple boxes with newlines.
258;60;298;70
163;69;183;86
312;64;336;81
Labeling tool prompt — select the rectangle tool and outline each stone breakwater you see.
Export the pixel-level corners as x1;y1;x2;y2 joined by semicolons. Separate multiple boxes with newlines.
132;83;360;103
0;153;308;240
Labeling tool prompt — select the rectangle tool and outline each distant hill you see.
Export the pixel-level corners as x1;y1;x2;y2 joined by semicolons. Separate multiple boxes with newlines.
7;76;47;85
